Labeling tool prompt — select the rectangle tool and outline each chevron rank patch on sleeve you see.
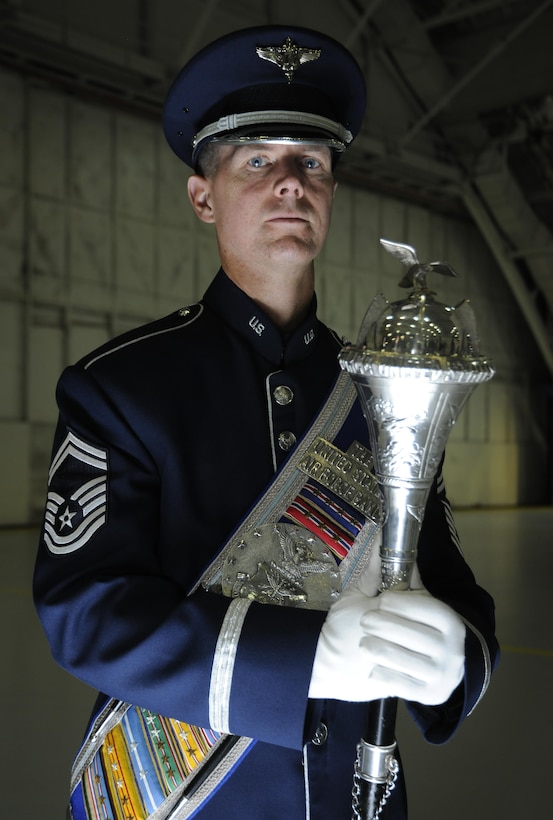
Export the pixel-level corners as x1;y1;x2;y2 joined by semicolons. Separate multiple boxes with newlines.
44;430;108;554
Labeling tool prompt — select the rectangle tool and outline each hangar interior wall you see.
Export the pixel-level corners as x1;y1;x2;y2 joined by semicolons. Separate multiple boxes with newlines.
0;67;548;525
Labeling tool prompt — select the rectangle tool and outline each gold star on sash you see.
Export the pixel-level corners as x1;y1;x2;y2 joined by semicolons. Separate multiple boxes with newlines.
256;37;321;83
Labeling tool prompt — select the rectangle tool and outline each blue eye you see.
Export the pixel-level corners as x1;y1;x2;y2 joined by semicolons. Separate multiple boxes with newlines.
248;156;267;168
304;157;321;169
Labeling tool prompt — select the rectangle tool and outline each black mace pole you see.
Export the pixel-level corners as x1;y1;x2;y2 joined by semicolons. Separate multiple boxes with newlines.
352;698;399;819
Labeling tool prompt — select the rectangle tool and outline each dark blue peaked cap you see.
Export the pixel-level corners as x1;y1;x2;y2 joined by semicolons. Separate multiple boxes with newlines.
163;25;367;169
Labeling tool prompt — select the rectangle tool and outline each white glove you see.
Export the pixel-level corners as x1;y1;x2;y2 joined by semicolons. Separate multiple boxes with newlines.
308;543;383;700
309;587;381;701
309;547;465;704
359;588;466;705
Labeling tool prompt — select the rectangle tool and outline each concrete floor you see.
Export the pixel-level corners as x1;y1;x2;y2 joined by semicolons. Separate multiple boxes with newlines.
2;508;552;818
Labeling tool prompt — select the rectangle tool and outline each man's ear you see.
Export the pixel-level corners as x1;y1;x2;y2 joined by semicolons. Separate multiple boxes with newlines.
187;175;215;223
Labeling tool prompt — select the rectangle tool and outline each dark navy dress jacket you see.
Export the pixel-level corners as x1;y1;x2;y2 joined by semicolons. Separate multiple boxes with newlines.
34;269;499;819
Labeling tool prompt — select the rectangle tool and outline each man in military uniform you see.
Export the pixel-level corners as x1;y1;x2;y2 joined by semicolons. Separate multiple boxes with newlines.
34;25;498;820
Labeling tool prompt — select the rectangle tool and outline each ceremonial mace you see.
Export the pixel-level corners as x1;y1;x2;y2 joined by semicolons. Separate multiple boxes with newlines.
339;239;495;819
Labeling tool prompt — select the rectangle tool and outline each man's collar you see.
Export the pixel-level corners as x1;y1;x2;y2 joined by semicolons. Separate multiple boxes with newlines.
202;269;320;367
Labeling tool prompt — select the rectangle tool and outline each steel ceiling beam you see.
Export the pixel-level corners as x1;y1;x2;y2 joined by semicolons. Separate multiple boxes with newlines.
400;0;553;147
462;182;553;377
344;0;386;49
423;0;522;30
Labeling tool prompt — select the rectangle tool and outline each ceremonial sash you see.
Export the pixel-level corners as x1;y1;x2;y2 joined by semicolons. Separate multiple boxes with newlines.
69;372;383;820
198;371;383;606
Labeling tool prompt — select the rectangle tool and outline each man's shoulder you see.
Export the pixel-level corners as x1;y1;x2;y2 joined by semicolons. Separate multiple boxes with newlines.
77;302;208;372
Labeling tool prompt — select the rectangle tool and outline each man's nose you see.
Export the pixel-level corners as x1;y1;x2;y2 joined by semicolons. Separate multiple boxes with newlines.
275;161;305;197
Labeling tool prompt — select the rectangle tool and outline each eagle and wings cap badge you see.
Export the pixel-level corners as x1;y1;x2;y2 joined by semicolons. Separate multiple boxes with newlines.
256;37;321;83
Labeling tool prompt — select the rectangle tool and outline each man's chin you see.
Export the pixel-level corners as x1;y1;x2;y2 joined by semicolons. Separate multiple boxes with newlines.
268;235;319;260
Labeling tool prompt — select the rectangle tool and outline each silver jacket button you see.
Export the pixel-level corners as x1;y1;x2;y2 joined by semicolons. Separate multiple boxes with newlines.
273;385;294;406
311;722;328;746
278;431;297;451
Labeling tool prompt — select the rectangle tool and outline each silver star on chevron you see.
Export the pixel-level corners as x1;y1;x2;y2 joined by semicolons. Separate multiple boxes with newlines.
256;37;321;83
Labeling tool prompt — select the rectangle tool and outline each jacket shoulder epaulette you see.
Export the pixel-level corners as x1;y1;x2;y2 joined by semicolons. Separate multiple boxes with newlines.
79;303;204;372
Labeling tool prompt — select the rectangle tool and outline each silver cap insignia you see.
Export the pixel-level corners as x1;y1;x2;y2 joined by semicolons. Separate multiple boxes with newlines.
256;37;321;83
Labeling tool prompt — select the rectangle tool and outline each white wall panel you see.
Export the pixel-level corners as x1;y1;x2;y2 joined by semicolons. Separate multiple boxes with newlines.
0;422;30;524
405;205;433;262
158;225;195;306
0;302;23;418
114;217;155;312
0;71;25;298
29;88;66;199
0;186;24;297
70;102;113;210
116;114;156;219
465;381;490;442
320;263;353;338
195;227;221;295
325;188;353;266
29;199;66;304
28;324;64;424
158;138;193;228
489;382;513;444
445;441;519;507
69;206;112;310
514;379;546;447
350;190;381;341
0;71;24;189
320;188;354;339
352;189;380;270
442;218;470;295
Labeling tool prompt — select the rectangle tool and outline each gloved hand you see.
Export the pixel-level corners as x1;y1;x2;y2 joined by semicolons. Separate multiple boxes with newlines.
308;586;381;701
309;557;466;704
359;588;466;705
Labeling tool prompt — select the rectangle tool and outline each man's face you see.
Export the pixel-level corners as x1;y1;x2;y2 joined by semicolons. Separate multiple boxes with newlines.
188;142;337;277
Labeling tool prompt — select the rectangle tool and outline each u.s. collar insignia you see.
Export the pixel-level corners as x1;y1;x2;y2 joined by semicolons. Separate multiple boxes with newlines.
256;37;321;83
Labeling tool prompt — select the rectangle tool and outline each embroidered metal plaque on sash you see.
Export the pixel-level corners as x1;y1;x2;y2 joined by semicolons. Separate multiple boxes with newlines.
219;438;383;610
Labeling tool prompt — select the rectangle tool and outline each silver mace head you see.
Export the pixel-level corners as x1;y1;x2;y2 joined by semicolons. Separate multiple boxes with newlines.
339;239;496;590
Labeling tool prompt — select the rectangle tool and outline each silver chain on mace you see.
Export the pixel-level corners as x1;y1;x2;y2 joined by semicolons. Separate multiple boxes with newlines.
351;746;399;820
